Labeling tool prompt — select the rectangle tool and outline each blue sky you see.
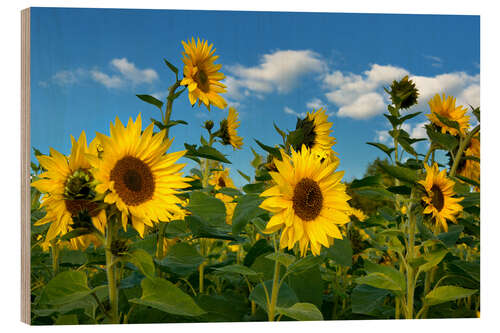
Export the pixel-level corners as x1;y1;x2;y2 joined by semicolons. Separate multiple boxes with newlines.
30;8;480;186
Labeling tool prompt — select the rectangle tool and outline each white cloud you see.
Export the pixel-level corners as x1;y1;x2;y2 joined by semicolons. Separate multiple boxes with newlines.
423;54;443;68
284;106;306;118
337;92;385;119
48;68;87;86
90;70;124;89
110;58;158;85
409;121;428;139
225;50;326;103
323;63;479;120
306;98;326;110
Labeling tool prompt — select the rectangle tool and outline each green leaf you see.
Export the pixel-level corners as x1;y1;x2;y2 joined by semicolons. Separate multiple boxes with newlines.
265;252;297;267
273;122;287;140
287;255;323;275
243;239;273;267
424;286;477;306
357;261;406;292
437;224;464;247
460;192;480;208
400;111;422;123
418;249;448;274
426;125;459;151
130;277;205;317
449;260;480;282
242;182;268;194
324;237;352;266
384;114;400;128
136;94;163;110
170;87;187;101
398;137;418;156
350;175;381;189
232;194;266;235
59;228;92;241
184;144;231;164
276;302;323;321
187;191;226;226
378;163;418;183
163;58;179;75
378;206;398;221
288;265;323;308
157;242;204;277
215;264;260;276
164;119;188;129
164;219;189;238
386;185;412;195
472;106;480;122
54;314;79;325
39;271;94;305
351;284;391;316
433;112;460;132
249;280;298;315
237;170;251;183
217;187;242;197
125;248;155;279
185;215;240;241
255;139;282;160
455;175;480;189
353;187;394;201
366;142;395;159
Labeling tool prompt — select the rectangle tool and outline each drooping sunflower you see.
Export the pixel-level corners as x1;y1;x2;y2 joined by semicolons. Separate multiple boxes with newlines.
180;37;227;110
458;136;480;191
32;132;106;242
218;107;243;150
427;94;470;136
260;145;352;256
418;163;464;232
90;114;190;237
210;168;237;224
350;208;367;222
294;108;336;153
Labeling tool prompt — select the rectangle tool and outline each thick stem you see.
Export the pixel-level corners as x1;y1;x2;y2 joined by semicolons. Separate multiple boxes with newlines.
163;80;181;137
50;240;60;277
449;125;480;177
198;262;206;294
105;218;119;324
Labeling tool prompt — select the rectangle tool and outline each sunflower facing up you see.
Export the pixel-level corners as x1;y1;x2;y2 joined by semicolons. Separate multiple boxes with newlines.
32;132;106;242
427;94;470;136
294;108;336;154
419;163;464;232
260;145;352;256
217;107;243;150
180;37;227;110
90;114;191;237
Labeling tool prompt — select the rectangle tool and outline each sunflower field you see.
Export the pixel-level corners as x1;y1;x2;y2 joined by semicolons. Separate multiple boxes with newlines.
29;38;480;325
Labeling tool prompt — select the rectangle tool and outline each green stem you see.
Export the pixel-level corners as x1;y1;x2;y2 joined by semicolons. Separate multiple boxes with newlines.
198;261;206;294
163;80;181;137
268;234;281;321
50;240;60;277
405;189;417;319
156;223;167;261
105;217;119;324
449;125;480;177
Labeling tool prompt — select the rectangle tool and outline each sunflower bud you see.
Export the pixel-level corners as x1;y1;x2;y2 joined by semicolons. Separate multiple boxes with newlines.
388;75;419;109
110;239;129;257
204;120;214;131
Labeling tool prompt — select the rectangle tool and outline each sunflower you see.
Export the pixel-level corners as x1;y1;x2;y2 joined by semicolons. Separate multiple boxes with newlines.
210;168;237;224
260;145;351;256
350;208;367;222
180;37;227;110
218;107;243;150
90;114;190;237
418;163;464;232
32;132;106;242
294;108;336;155
458;136;480;191
427;94;470;136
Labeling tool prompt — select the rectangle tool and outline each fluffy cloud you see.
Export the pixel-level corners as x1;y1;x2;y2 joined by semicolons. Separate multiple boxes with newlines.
42;58;158;89
284;106;306;118
225;50;326;102
323;63;479;120
306;98;326;110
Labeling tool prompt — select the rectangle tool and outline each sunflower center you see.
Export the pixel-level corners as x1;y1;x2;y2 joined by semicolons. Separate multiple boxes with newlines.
431;185;445;211
194;68;210;92
218;177;226;188
110;156;155;206
65;199;100;217
292;178;323;221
